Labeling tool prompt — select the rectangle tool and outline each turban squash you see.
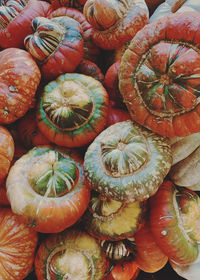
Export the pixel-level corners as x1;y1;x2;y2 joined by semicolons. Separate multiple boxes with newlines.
83;120;172;202
36;73;109;148
0;0;53;49
83;0;149;50
119;12;200;137
150;180;200;264
6;146;90;233
24;16;84;81
0;48;41;124
34;228;107;280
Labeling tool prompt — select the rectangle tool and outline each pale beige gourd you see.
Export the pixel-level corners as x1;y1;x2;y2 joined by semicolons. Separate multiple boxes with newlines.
169;145;200;190
169;133;200;165
150;0;200;23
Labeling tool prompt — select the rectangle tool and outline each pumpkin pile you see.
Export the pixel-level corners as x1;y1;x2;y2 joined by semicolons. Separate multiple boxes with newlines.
1;0;200;279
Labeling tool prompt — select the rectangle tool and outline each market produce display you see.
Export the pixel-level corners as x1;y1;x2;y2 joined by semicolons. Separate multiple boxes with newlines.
0;0;200;279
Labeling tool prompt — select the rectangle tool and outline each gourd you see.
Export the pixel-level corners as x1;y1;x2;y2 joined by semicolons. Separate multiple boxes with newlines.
6;146;91;233
83;0;149;49
0;48;41;124
36;73;109;148
119;11;200;137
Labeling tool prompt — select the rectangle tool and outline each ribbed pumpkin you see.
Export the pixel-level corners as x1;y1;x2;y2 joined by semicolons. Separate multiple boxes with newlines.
119;11;200;137
0;48;41;124
0;0;53;48
150;180;200;264
6;146;90;233
24;16;84;81
0;207;38;280
35;227;108;280
82;191;146;241
48;7;100;63
84;120;172;202
83;0;149;50
36;73;109;148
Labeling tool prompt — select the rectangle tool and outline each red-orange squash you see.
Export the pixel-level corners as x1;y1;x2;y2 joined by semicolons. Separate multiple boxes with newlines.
0;48;41;124
48;7;100;63
0;207;38;280
83;0;149;50
0;0;53;49
35;227;108;280
0;125;14;180
134;219;168;273
24;16;84;81
149;180;200;264
6;146;91;233
36;73;109;148
119;12;200;137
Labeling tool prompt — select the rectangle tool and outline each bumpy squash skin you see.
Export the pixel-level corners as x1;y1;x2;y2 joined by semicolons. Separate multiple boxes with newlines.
6;146;90;233
119;12;200;137
36;73;109;148
0;48;41;124
84;120;172;202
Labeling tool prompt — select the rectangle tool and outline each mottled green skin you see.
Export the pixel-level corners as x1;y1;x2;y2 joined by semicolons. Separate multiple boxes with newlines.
84;120;172;202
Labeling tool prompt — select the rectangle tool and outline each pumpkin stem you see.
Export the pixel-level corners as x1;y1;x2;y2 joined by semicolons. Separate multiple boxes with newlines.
171;0;187;13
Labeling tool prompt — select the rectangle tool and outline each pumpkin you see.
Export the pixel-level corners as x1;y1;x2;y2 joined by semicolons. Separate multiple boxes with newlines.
105;259;140;280
150;0;200;23
24;16;84;81
83;120;172;202
0;0;53;49
36;73;109;148
0;207;38;280
0;125;14;180
150;180;200;264
48;7;100;63
0;48;41;124
134;219;168;273
119;11;200;137
169;132;200;165
34;227;108;280
169;144;200;191
17;109;51;149
6;146;91;233
82;191;146;240
83;0;149;50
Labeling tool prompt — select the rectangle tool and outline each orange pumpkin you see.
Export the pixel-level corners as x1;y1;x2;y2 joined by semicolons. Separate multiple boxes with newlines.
119;12;200;137
0;207;38;280
0;48;41;124
6;146;90;233
0;126;14;180
83;0;149;50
